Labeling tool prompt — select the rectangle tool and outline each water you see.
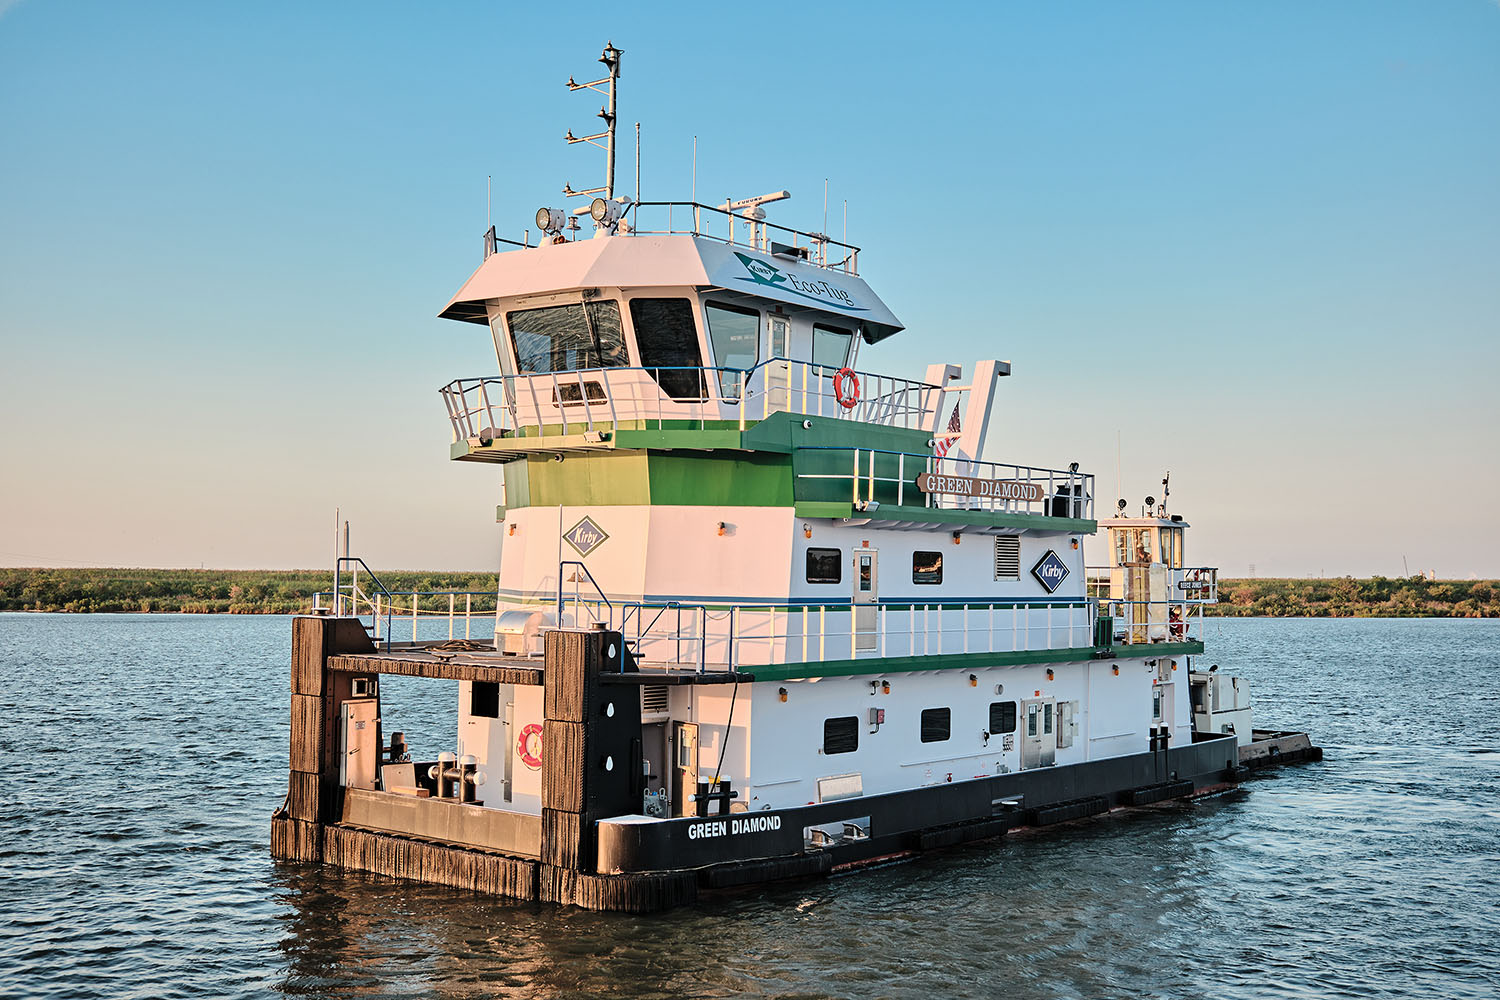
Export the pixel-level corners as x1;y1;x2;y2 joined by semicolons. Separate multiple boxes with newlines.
2;614;1497;999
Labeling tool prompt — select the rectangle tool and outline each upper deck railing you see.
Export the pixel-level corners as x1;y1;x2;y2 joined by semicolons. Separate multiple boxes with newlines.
625;201;861;274
441;359;944;442
796;447;1095;520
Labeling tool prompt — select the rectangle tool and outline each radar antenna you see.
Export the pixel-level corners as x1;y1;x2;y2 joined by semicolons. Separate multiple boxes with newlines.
1159;472;1171;518
562;42;623;201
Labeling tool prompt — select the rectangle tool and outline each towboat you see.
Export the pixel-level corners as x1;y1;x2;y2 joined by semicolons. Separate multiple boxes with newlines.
272;43;1319;911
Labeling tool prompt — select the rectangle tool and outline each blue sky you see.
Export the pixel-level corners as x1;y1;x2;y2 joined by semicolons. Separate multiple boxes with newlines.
2;1;1496;575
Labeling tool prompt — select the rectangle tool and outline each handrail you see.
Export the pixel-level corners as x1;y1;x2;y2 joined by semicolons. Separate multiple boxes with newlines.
626;201;862;274
528;595;1096;672
557;560;612;628
439;359;946;443
794;445;1095;520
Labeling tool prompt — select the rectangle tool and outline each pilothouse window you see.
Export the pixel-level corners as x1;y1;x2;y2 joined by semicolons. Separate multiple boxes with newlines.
628;298;707;400
506;301;627;373
705;301;759;397
812;324;853;369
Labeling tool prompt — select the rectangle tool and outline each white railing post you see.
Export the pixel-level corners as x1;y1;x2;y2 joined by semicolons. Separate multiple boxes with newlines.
374;593;381;640
449;593;456;639
412;591;419;642
819;605;826;662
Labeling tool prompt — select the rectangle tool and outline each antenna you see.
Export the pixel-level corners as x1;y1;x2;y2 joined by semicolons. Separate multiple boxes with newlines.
487;175;491;229
634;121;641;218
691;135;698;232
718;191;790;250
562;41;623;200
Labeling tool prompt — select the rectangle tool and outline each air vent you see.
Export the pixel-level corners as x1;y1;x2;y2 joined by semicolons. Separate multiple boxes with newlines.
641;685;669;717
995;536;1021;580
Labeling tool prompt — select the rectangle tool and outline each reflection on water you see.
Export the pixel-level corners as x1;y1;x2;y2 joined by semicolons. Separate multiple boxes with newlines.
2;615;1498;999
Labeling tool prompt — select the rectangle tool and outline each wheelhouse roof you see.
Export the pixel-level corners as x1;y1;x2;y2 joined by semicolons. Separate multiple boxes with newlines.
438;233;904;342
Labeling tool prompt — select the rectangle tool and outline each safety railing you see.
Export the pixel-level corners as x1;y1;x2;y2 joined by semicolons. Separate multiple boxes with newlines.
795;447;1095;519
1084;566;1219;605
1099;599;1204;646
315;562;500;650
544;594;1094;672
1170;566;1219;604
439;359;945;444
626;201;862;274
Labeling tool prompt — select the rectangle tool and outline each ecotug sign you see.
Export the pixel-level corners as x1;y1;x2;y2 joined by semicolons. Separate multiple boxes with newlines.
916;473;1045;503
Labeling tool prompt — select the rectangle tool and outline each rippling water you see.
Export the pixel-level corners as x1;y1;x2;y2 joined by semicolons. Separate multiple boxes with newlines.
1;614;1497;999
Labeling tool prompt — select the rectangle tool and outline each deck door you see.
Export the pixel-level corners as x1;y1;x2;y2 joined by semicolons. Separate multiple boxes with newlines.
853;549;879;652
1020;698;1057;770
766;315;791;409
671;721;699;817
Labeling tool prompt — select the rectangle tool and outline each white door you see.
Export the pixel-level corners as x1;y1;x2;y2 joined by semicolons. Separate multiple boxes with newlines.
1021;698;1056;769
766;315;791;410
853;549;879;652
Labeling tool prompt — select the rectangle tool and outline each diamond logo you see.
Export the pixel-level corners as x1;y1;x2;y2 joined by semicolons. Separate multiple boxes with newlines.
1031;550;1070;593
563;516;609;557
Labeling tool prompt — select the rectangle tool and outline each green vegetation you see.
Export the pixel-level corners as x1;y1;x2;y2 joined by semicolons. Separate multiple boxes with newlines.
0;569;1495;617
0;568;499;614
1203;577;1500;618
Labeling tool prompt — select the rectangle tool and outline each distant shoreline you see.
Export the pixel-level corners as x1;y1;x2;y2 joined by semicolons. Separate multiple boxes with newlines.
2;568;1495;618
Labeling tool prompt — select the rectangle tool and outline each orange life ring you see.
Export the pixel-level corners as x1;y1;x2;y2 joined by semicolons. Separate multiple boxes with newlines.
517;723;544;770
832;367;860;409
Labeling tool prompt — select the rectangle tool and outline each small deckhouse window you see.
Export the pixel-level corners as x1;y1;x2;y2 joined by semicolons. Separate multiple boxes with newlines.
704;301;759;399
471;682;500;719
812;324;853;370
989;701;1017;735
507;301;627;374
920;707;951;743
913;551;943;585
995;537;1020;580
806;547;842;584
823;717;859;755
628;298;707;400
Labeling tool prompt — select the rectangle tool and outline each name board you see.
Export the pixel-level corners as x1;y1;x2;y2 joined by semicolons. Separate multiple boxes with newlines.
686;815;783;840
916;473;1045;503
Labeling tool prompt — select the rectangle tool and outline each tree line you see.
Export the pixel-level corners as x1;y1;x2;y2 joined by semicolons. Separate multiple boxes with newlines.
0;569;1496;617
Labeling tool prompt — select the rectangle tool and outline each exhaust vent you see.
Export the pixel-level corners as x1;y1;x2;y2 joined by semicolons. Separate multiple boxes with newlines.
995;536;1021;580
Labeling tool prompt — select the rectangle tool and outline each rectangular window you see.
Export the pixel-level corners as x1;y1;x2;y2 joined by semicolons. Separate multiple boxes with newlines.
812;324;853;370
806;547;842;584
705;301;759;398
628;298;706;400
989;701;1017;734
995;537;1020;580
1027;703;1038;737
823;716;859;755
912;550;943;585
920;707;951;743
506;301;627;374
471;681;499;719
1044;702;1054;735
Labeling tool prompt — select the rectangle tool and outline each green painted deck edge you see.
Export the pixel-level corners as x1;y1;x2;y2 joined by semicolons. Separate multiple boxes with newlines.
613;429;745;450
753;640;1204;681
792;500;1096;534
756;645;1098;681
1092;640;1204;659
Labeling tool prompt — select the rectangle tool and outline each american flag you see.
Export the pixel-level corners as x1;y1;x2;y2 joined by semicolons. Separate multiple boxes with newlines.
934;403;961;458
